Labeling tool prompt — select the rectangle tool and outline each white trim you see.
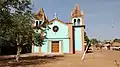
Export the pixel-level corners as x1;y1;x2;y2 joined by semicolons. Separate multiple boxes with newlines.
35;20;39;26
59;41;62;53
48;40;51;54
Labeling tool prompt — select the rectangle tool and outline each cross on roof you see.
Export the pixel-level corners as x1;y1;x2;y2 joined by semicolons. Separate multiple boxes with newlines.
54;12;58;19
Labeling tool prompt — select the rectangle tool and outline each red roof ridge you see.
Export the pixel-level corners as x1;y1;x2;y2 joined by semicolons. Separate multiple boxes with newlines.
50;18;68;25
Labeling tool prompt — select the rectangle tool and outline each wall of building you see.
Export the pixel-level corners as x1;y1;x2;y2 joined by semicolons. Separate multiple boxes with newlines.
41;20;70;53
41;39;69;53
47;20;68;38
34;46;39;52
74;27;82;51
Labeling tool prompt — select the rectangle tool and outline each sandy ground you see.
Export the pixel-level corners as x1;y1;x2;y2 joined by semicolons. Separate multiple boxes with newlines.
0;50;120;67
39;50;120;67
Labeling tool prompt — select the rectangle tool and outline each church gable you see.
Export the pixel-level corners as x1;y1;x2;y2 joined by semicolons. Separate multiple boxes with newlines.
46;18;69;38
50;18;68;25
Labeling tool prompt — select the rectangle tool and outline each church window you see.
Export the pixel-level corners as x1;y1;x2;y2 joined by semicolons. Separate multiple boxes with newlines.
74;19;76;22
35;20;42;28
36;20;39;27
77;19;80;25
74;19;76;25
39;21;42;25
53;26;59;32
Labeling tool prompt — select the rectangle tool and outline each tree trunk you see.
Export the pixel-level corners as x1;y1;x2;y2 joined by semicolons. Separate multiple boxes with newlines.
16;35;22;62
16;46;22;62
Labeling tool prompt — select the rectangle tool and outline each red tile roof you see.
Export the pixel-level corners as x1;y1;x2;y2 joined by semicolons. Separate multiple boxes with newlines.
71;4;82;18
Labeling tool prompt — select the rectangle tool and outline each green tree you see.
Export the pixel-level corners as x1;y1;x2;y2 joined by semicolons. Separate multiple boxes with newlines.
84;32;89;44
113;38;120;43
0;0;49;62
0;0;32;62
91;38;98;45
33;24;50;48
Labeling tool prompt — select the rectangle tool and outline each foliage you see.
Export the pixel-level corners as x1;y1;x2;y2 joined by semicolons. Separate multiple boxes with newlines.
32;17;50;46
0;0;50;51
0;0;32;46
84;32;89;44
0;0;33;62
33;27;49;46
34;33;43;46
91;38;98;45
113;38;120;43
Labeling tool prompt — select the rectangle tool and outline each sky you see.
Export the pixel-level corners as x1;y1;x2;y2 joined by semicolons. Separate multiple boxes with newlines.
32;0;120;41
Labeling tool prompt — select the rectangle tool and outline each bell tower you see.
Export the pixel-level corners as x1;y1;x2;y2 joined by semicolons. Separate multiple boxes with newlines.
31;8;49;53
71;4;84;26
70;4;85;53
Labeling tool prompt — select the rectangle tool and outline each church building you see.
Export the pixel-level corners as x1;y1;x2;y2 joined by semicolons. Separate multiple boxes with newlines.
32;4;85;54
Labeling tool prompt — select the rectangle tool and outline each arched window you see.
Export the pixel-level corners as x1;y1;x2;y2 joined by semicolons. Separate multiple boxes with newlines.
39;21;42;24
77;19;80;25
35;20;42;28
74;19;76;25
36;20;39;27
74;19;76;22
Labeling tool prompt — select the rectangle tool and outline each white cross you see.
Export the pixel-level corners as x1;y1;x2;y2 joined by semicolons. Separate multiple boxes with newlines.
54;12;58;18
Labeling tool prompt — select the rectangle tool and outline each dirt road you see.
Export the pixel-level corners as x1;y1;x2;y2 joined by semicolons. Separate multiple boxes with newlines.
39;50;120;67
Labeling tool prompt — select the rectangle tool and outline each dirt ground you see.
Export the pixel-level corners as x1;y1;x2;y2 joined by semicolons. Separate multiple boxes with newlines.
0;50;120;67
37;50;120;67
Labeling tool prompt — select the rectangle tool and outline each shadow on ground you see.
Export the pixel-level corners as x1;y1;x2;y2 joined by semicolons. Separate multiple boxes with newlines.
86;51;94;53
0;55;64;67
